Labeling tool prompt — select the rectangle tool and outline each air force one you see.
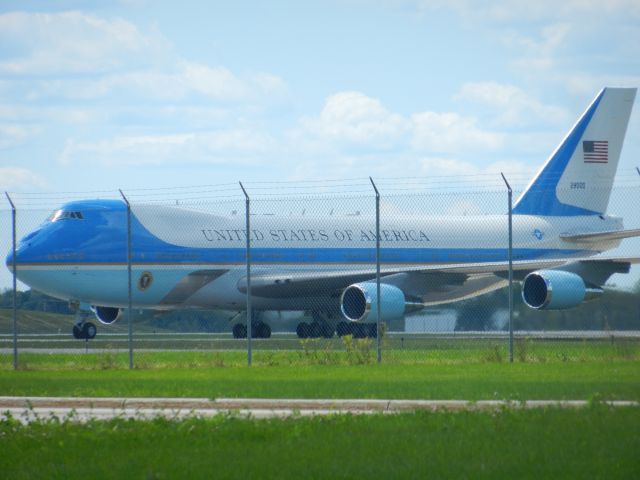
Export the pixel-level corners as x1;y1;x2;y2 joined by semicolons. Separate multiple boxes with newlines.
5;87;640;340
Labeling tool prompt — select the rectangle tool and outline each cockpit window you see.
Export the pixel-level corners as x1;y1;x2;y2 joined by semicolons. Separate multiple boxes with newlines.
50;210;84;222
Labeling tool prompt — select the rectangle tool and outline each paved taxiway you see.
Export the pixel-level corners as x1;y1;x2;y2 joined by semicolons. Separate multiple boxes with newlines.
1;397;637;423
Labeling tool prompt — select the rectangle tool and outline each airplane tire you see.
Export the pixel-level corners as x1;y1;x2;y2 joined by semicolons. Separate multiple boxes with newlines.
367;323;377;339
83;322;97;339
72;324;83;339
254;322;271;339
321;323;334;338
232;323;247;339
309;322;322;338
353;324;366;339
336;321;349;337
296;322;310;339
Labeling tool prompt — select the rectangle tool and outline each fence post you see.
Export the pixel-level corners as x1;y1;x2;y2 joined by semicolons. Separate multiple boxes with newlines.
5;192;17;370
369;177;382;364
119;190;134;370
239;182;252;366
500;173;514;363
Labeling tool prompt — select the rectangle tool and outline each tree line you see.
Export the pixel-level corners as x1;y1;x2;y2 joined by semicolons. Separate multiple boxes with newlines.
454;282;640;331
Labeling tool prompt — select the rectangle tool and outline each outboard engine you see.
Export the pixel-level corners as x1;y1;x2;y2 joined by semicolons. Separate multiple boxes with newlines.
521;270;603;310
91;305;122;325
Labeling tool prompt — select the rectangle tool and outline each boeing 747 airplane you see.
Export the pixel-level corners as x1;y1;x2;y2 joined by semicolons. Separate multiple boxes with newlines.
5;87;639;339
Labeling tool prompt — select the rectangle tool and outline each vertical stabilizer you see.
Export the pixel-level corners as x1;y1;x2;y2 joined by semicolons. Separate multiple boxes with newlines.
513;87;636;216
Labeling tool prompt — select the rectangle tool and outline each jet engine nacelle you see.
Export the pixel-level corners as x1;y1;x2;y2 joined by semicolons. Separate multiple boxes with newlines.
91;305;122;325
340;282;408;322
521;270;603;310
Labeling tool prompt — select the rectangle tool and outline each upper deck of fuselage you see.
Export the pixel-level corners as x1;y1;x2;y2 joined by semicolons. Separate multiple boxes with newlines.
5;199;619;269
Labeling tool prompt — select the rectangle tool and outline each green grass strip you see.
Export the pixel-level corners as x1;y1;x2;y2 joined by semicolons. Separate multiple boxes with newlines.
0;362;638;400
1;406;639;479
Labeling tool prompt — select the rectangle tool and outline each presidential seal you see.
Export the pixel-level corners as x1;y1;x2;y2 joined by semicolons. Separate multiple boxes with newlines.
138;271;153;291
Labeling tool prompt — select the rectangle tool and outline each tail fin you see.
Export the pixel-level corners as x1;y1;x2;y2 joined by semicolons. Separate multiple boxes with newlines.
513;87;636;216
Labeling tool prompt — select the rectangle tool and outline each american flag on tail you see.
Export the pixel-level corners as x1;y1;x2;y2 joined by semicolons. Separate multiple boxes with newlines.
583;140;608;163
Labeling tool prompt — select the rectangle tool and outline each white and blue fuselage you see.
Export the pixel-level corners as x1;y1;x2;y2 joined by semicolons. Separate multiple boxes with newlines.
6;199;622;310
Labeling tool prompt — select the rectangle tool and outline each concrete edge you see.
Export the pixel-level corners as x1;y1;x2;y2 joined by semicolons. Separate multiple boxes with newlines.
0;396;637;412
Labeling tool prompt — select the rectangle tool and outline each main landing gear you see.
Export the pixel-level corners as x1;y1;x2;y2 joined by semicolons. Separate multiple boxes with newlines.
232;321;272;339
335;321;377;339
295;311;336;339
295;321;334;338
294;321;378;339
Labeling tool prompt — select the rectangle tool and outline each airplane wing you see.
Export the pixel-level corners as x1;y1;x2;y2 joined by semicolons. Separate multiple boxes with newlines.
236;256;640;300
158;255;639;308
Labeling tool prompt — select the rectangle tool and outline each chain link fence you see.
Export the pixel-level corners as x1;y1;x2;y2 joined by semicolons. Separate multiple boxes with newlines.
2;177;639;369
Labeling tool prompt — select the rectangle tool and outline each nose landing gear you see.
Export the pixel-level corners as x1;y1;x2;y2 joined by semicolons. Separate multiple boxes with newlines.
72;312;97;340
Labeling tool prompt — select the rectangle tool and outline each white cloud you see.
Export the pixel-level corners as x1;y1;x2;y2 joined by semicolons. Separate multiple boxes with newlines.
0;104;115;126
181;63;248;100
456;82;570;127
506;23;571;74
415;156;480;177
0;11;168;75
39;62;286;102
299;91;410;150
412;2;640;97
60;129;277;166
417;0;640;22
297;91;502;155
415;156;534;181
0;11;286;105
0;125;35;149
283;90;530;184
411;111;503;152
500;14;638;95
564;74;640;97
0;167;47;191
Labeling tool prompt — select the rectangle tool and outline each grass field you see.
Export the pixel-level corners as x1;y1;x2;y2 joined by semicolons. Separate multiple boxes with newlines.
0;360;638;400
1;405;639;479
1;338;638;478
2;333;639;364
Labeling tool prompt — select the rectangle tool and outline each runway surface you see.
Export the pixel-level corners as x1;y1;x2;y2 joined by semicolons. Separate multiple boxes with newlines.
1;396;637;423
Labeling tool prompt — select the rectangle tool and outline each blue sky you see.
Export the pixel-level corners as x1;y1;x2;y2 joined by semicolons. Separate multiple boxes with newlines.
1;0;639;196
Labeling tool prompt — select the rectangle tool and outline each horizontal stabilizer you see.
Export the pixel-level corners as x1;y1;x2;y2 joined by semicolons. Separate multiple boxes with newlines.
560;228;640;243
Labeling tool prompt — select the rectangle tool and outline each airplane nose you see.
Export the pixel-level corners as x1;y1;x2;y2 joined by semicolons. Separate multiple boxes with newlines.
5;248;16;273
5;232;34;273
6;228;42;273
